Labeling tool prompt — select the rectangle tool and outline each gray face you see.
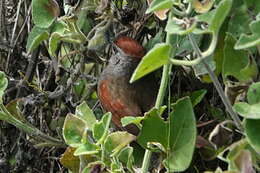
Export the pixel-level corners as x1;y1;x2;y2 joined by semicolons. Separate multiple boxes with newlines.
105;52;140;79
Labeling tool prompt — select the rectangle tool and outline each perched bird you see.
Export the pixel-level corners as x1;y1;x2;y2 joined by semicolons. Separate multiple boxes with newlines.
97;36;157;135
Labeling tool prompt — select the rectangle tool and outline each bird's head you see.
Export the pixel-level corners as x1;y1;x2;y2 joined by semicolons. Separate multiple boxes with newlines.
114;36;145;59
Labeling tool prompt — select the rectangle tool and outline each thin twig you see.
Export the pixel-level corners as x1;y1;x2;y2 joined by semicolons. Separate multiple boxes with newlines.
5;0;23;72
188;34;243;131
13;5;32;48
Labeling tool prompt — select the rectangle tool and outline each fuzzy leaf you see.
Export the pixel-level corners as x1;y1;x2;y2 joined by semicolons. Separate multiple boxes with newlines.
63;113;87;147
234;102;260;119
117;146;134;172
48;32;61;57
235;14;260;49
146;0;173;14
75;101;96;131
193;0;214;13
165;17;196;35
93;112;112;144
223;34;258;83
121;116;143;129
74;141;100;156
26;26;49;52
32;0;60;28
104;132;136;157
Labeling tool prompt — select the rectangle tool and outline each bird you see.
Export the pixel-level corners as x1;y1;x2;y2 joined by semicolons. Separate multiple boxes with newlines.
97;36;158;135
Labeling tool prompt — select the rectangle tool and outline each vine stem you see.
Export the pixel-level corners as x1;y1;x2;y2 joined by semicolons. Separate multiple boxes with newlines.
188;34;243;131
141;13;174;173
140;59;172;173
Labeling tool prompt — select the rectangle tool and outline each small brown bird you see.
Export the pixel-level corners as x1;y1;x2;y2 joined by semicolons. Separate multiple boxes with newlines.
98;36;157;135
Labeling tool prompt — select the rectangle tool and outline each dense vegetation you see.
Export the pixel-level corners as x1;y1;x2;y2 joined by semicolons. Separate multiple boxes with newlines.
0;0;259;172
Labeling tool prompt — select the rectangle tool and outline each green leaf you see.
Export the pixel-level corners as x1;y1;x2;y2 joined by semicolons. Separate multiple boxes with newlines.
87;29;108;51
74;141;100;156
245;119;260;153
192;0;214;14
93;112;112;144
234;102;260;119
117;146;134;172
130;43;171;82
87;21;110;51
195;9;216;28
48;32;61;57
235;16;260;49
192;0;233;57
110;161;123;173
50;21;67;34
146;0;173;14
190;89;207;107
247;82;260;104
63;113;87;147
61;33;85;44
76;8;92;34
159;105;167;116
137;108;168;150
164;97;197;172
0;71;8;103
75;101;96;130
49;32;83;57
121;116;143;129
26;26;49;52
104;131;136;157
222;34;258;83
32;0;60;28
138;97;196;172
208;0;232;34
227;2;251;39
244;0;260;15
194;0;233;34
165;17;196;35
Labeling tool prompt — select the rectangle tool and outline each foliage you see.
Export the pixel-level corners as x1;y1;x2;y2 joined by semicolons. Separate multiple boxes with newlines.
0;0;260;172
62;102;136;172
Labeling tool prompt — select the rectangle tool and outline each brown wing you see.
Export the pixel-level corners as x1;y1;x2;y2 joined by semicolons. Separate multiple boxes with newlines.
98;79;142;129
134;74;157;113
